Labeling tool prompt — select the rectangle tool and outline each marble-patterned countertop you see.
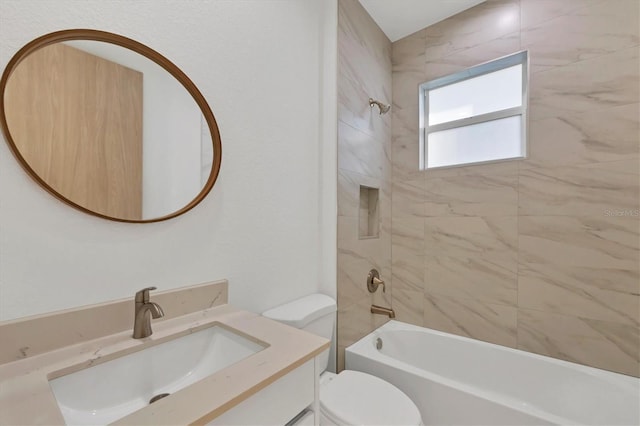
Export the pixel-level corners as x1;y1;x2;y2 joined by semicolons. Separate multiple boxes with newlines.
0;304;329;425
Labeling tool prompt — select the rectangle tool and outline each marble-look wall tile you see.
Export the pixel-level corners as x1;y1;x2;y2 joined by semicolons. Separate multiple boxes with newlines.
519;262;639;326
392;174;424;297
424;172;518;217
392;71;425;111
424;31;520;81
421;63;462;86
519;215;639;270
424;293;518;347
338;60;391;142
522;0;639;73
337;298;389;355
389;0;640;376
338;215;391;308
425;256;517;307
524;103;640;168
390;103;421;185
338;170;365;218
391;165;423;261
391;30;426;197
338;169;388;218
339;0;390;70
391;94;419;138
337;0;393;372
424;216;518;261
424;161;520;180
391;130;422;183
392;179;425;219
337;298;392;372
393;288;423;327
338;251;391;310
392;217;424;254
391;246;424;294
518;159;640;216
338;122;390;180
529;46;640;121
391;29;425;73
520;0;601;29
391;217;424;293
518;309;640;376
424;0;520;60
518;212;640;356
338;0;391;141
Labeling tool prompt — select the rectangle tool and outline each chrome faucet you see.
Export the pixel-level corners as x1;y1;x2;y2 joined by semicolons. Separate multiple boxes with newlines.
133;287;165;339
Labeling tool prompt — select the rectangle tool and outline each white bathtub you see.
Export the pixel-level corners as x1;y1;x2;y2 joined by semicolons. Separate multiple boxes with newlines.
345;321;639;425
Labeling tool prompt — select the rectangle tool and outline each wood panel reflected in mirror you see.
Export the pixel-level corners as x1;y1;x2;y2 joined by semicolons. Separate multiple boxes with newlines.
0;29;222;223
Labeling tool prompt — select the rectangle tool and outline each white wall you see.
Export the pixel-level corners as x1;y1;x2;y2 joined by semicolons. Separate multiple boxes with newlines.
0;0;337;321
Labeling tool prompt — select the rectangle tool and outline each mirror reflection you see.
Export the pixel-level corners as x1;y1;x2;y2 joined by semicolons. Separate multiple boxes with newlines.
2;36;218;222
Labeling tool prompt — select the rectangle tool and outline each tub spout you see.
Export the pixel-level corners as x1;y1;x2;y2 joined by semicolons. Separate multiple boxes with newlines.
371;304;395;319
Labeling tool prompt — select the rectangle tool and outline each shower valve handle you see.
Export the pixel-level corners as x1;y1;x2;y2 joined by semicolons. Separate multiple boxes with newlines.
367;269;386;293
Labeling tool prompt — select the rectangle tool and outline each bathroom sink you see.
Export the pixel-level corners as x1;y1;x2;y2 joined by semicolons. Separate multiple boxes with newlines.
48;324;267;425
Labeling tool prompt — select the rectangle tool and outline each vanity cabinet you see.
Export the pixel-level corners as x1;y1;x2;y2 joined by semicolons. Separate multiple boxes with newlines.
207;356;322;426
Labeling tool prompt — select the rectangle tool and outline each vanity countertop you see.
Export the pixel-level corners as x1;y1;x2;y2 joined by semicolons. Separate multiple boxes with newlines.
0;303;330;425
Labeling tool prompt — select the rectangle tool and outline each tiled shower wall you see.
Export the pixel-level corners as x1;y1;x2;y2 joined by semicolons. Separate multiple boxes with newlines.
336;0;392;371
391;0;640;376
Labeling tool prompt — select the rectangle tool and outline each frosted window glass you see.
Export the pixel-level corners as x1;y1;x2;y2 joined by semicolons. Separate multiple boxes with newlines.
429;65;522;125
427;116;522;168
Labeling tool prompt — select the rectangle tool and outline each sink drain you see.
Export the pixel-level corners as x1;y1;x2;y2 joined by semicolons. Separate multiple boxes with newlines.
149;393;170;404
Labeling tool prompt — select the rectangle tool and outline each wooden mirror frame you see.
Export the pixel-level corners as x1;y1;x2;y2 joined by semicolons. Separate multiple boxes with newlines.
0;29;222;223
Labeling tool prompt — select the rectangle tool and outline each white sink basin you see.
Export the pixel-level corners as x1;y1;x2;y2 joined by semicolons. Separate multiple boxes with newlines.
49;324;267;425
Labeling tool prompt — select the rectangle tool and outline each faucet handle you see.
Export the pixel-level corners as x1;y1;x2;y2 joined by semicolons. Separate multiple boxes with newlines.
135;286;157;303
367;269;386;293
373;276;386;293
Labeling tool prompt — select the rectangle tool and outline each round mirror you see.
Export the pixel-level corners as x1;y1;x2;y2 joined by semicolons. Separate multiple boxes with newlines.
0;29;221;223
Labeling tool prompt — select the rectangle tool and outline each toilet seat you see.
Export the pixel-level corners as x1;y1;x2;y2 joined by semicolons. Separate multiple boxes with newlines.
320;370;422;426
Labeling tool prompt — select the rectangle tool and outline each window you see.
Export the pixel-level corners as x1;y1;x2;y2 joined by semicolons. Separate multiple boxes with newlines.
419;51;528;169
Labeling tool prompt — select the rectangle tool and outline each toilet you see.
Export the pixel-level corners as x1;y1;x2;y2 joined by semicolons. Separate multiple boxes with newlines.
263;294;422;426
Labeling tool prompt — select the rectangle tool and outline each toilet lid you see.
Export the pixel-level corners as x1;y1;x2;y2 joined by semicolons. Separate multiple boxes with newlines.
320;370;422;426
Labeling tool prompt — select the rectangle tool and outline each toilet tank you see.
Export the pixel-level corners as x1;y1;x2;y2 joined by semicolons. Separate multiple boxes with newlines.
262;294;336;372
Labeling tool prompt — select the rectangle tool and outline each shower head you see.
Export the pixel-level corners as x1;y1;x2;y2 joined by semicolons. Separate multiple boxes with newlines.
369;98;391;115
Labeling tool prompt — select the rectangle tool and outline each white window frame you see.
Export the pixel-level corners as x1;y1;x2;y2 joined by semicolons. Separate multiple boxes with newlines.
419;50;529;170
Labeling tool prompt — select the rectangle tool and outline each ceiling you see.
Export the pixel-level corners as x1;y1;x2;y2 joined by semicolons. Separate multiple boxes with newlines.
358;0;486;42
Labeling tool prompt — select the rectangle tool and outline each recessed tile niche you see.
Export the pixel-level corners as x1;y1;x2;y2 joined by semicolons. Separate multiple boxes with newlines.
359;185;379;239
